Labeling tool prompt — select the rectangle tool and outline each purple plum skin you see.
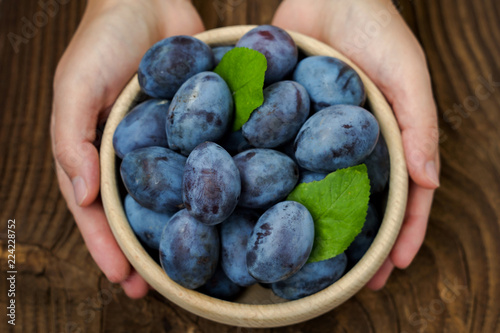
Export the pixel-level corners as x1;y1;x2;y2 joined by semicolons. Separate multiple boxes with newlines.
246;201;314;283
183;142;241;225
138;36;214;99
236;25;298;84
159;209;219;289
113;99;170;159
294;105;379;173
242;81;310;148
293;56;366;112
233;149;299;209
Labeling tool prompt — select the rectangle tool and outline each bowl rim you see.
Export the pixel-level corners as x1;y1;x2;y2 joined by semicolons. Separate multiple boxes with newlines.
100;25;408;328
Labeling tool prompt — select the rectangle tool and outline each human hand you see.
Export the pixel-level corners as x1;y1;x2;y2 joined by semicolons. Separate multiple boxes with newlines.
50;0;204;298
273;0;440;289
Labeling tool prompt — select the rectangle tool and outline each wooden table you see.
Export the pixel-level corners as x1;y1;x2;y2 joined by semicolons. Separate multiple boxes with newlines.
1;0;499;332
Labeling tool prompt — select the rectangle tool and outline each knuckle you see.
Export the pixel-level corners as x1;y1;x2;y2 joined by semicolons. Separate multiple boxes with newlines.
54;140;85;170
407;149;426;169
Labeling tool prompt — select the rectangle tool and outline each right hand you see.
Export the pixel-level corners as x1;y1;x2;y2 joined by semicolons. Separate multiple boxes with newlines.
273;0;440;290
50;0;204;298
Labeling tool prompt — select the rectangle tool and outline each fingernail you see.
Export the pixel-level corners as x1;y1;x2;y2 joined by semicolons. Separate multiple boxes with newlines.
72;176;88;206
425;160;440;187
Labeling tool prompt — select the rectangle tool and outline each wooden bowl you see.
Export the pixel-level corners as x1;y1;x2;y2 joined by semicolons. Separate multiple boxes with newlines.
101;25;408;328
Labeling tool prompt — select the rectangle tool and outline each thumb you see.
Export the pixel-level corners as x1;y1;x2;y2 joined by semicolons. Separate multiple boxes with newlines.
51;81;102;207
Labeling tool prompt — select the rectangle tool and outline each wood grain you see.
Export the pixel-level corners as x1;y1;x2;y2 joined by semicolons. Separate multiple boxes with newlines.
0;0;499;332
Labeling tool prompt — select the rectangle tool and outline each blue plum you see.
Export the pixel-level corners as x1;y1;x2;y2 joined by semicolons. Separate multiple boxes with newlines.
197;264;242;301
159;209;219;289
299;171;327;184
183;142;241;225
212;46;234;66
345;204;381;264
138;36;214;99
236;25;298;84
113;99;170;159
124;194;175;250
218;130;253;156
362;135;390;193
246;201;314;283
166;72;233;155
120;146;186;212
220;209;260;287
242;81;310;148
294;105;379;173
293;56;366;112
233;149;299;209
271;253;347;300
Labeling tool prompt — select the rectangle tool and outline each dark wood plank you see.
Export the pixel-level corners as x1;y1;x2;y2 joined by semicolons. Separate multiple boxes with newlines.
0;0;498;332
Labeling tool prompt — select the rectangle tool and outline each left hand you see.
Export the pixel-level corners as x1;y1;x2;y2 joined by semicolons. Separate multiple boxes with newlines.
51;0;205;298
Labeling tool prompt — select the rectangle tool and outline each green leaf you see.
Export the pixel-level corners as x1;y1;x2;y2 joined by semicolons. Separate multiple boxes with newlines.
214;47;267;131
287;164;371;263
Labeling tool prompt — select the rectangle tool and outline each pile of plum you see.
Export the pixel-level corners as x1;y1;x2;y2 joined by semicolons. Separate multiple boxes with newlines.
113;25;390;301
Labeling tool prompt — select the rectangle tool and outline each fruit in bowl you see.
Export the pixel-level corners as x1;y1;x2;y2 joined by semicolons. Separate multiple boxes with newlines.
100;25;407;327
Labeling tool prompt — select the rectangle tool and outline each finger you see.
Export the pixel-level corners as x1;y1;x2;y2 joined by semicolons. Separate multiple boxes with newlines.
389;69;441;190
390;181;435;268
366;258;394;290
356;14;441;189
56;162;131;283
120;269;150;299
349;13;442;190
51;82;102;207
